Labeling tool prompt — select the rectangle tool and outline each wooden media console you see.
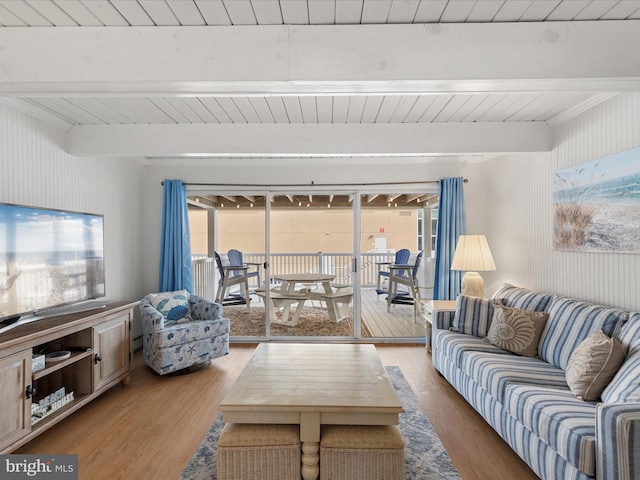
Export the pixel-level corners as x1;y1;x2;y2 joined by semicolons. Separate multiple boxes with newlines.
0;301;138;453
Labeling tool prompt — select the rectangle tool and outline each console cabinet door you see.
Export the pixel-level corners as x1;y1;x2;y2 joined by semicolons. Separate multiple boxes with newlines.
0;350;31;451
93;312;130;391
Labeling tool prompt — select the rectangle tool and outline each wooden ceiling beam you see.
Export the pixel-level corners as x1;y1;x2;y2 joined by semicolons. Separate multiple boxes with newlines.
1;22;639;93
66;122;551;156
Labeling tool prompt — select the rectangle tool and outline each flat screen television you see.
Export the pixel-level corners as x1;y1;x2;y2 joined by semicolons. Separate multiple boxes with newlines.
0;202;105;331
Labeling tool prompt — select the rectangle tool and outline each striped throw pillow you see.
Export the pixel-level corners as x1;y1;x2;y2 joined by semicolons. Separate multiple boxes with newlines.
451;295;496;337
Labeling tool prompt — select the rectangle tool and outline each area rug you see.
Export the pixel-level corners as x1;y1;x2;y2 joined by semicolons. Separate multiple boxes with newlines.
224;305;372;337
179;366;460;480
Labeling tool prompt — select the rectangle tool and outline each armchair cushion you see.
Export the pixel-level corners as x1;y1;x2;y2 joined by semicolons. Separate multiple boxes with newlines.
148;289;189;316
165;304;191;326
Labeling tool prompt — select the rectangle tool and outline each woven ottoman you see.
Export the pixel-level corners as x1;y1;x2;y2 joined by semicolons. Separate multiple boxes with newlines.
320;425;405;480
217;423;301;480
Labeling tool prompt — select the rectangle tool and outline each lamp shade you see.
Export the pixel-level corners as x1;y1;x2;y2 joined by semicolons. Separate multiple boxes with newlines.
451;235;496;272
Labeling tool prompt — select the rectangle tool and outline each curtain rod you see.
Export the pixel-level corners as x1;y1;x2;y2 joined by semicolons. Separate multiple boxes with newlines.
161;179;468;187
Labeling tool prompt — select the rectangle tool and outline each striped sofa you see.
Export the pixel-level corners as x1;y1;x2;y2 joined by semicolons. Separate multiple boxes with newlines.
432;284;640;480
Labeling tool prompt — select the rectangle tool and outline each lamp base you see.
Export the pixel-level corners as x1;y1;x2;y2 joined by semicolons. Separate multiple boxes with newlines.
461;272;485;297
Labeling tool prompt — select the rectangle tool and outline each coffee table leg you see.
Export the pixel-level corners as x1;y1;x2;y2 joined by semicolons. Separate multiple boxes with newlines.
301;442;320;480
300;412;320;480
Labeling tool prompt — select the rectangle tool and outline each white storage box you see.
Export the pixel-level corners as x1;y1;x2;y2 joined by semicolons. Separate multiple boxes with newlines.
32;353;45;373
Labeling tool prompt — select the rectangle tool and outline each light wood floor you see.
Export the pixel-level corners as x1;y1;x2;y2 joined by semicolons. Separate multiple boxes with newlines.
17;344;538;480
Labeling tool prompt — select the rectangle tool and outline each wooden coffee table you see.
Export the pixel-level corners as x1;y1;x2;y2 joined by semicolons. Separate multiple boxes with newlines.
219;343;403;480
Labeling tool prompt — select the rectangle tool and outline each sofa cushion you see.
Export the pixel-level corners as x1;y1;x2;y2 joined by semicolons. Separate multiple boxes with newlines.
505;384;597;476
433;330;512;368
462;351;568;403
485;303;548;358
538;296;628;370
451;295;496;337
601;351;640;403
147;289;189;316
492;283;553;312
614;311;640;355
565;331;625;401
602;313;640;403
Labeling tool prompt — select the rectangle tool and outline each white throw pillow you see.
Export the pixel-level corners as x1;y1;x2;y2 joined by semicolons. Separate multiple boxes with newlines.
565;331;626;401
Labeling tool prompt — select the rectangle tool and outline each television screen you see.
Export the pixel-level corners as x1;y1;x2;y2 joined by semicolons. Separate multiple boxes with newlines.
0;203;105;323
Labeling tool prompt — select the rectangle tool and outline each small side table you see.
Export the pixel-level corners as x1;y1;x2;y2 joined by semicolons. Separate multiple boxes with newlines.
421;300;456;353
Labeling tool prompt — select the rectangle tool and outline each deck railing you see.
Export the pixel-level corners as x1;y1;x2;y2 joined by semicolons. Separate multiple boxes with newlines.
191;256;217;300
192;252;434;300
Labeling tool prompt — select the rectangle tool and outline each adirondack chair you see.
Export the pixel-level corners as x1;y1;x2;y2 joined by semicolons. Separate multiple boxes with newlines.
227;249;262;290
375;248;411;300
387;251;424;321
214;251;251;308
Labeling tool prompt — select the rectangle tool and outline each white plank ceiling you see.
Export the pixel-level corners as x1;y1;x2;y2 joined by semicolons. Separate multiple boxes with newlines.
1;0;639;160
17;91;595;126
2;1;639;27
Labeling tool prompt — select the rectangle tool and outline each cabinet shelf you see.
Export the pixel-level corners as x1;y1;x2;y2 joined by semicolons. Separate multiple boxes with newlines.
31;393;90;430
32;350;93;380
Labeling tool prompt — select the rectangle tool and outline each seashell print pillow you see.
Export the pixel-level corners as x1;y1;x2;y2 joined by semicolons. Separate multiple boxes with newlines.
484;302;549;358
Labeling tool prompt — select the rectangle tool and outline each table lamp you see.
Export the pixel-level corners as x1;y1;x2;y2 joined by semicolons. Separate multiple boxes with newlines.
450;234;496;297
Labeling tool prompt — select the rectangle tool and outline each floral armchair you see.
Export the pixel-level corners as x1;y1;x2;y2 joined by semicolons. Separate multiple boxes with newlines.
140;290;230;375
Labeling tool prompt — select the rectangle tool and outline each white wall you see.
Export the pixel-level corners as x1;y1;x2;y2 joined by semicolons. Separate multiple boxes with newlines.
0;104;145;329
485;93;640;311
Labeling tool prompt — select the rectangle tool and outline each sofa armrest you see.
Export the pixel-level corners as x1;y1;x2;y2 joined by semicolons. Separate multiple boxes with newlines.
188;294;223;321
433;311;455;330
596;402;640;480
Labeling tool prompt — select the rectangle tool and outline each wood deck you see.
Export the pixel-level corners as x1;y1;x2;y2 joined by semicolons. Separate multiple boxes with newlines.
360;287;425;338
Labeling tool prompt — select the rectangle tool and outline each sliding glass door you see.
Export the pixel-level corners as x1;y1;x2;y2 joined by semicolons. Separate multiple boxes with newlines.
267;192;356;339
187;187;438;342
188;194;267;339
358;191;437;339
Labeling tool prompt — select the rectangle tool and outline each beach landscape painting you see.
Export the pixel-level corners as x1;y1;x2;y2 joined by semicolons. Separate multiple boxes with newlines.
553;147;640;253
